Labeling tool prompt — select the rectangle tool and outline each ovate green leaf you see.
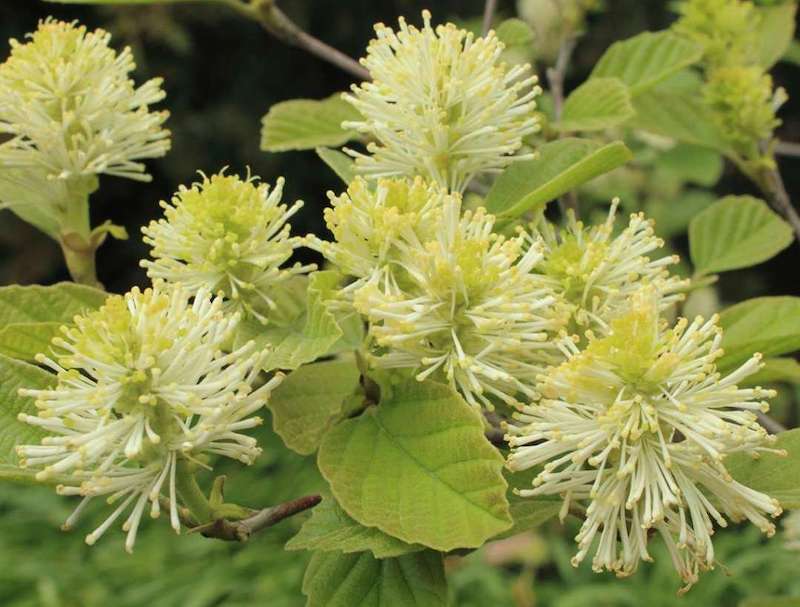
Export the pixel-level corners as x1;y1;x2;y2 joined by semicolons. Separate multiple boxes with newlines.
485;139;631;218
557;78;634;132
726;428;800;509
316;147;357;184
0;282;106;325
689;196;793;276
261;94;360;152
0;322;63;361
718;297;800;371
287;494;424;558
590;31;703;95
318;379;511;551
267;359;361;455
754;3;798;68
302;550;447;607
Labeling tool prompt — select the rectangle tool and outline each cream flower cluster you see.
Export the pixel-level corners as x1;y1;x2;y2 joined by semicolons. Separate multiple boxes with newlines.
529;200;688;336
142;172;314;324
506;290;782;589
352;197;566;409
16;284;281;552
0;19;170;182
344;10;541;193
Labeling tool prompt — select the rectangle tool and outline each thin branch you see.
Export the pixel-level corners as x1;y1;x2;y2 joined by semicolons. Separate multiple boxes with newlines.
547;37;578;216
775;140;800;158
192;494;322;542
757;411;787;435
230;0;369;81
758;163;800;243
482;0;499;36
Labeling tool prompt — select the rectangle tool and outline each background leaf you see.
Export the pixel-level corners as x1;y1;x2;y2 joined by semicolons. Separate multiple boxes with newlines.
318;379;511;551
316;147;357;184
718;297;800;371
557;78;634;132
754;3;798;69
689;196;793;276
261;95;360;152
726;428;800;509
485;139;631;218
287;494;424;558
302;550;447;607
741;358;800;387
267;359;361;455
590;31;702;95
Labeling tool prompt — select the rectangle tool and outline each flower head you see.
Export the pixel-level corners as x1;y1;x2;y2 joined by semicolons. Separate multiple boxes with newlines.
354;199;566;409
506;290;782;588
344;10;541;193
304;176;448;295
16;284;280;552
0;19;170;181
530;200;687;336
673;0;758;70
142;172;314;324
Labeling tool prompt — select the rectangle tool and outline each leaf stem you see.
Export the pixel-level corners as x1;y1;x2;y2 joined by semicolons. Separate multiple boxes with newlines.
547;37;579;217
174;461;214;524
58;179;102;289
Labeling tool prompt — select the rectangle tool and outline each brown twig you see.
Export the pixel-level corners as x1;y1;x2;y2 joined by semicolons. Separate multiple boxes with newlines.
227;0;369;81
775;140;800;158
192;494;322;542
547;37;579;216
758;163;800;244
482;0;499;36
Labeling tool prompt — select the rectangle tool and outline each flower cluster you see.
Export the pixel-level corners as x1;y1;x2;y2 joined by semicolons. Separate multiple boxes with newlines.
506;290;782;589
673;0;757;69
142;171;314;324
529;200;688;336
0;19;170;183
353;198;566;409
17;284;281;551
343;10;541;193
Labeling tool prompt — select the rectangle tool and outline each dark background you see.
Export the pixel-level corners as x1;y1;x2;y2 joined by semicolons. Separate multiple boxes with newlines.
1;0;797;302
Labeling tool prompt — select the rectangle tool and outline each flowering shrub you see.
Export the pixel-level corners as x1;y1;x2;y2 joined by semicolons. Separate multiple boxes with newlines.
1;1;799;605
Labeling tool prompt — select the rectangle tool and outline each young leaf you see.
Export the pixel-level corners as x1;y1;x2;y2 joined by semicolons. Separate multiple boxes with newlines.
0;322;63;362
718;297;800;371
557;78;634;132
287;494;424;558
0;354;52;482
316;147;357;184
302;550;447;607
754;3;798;69
318;378;512;551
494;18;535;48
485;139;631;219
689;196;793;276
590;31;703;95
267;359;361;455
726;428;800;509
0;282;106;325
496;469;561;539
261;94;360;152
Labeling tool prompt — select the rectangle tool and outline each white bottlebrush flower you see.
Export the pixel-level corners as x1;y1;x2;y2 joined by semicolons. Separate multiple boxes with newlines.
16;284;282;552
530;199;688;335
343;10;541;193
506;290;783;589
304;176;448;296
354;198;566;409
0;18;170;182
141;171;314;324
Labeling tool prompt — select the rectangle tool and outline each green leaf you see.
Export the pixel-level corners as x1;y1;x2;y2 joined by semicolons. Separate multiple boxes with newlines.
239;272;346;371
287;494;424;558
268;359;361;455
590;31;702;95
656;143;723;187
0;282;106;325
628;83;730;152
485;139;632;219
754;3;798;68
689;196;793;276
0;354;53;481
495;18;535;47
718;297;800;371
741;358;800;387
261;94;360;152
497;469;561;539
318;378;511;551
726;428;800;509
557;78;634;132
645;191;715;239
0;322;63;361
302;550;447;607
316;147;357;184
